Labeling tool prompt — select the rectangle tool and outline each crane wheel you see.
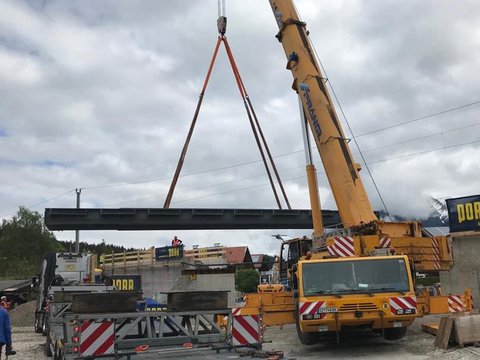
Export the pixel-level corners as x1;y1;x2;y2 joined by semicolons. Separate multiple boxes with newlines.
384;327;407;340
295;305;319;345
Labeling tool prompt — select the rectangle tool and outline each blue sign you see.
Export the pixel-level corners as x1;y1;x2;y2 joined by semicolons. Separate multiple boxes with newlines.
111;275;142;291
155;245;184;261
446;195;480;233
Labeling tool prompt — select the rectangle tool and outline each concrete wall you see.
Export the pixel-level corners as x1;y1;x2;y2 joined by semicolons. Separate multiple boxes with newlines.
104;259;236;307
440;234;480;308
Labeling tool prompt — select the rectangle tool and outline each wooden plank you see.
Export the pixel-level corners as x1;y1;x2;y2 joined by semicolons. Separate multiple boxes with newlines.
435;317;454;350
422;323;439;336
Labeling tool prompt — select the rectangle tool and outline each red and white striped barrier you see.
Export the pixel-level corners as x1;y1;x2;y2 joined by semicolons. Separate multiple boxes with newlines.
299;301;326;319
389;296;417;315
232;315;260;346
327;236;355;257
80;320;115;356
431;238;441;270
232;307;242;316
448;295;465;313
379;236;391;248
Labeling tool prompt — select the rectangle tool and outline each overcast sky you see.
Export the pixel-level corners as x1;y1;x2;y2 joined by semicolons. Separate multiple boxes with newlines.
0;0;478;255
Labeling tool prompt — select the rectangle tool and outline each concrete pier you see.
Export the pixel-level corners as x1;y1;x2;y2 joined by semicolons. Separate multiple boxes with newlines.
440;233;480;308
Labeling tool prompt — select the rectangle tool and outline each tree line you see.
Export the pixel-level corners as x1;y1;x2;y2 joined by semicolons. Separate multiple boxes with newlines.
0;207;272;293
0;207;130;279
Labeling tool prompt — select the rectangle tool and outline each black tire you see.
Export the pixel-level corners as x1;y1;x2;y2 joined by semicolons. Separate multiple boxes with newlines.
45;334;53;357
34;312;43;333
384;327;407;340
42;314;48;336
295;305;319;345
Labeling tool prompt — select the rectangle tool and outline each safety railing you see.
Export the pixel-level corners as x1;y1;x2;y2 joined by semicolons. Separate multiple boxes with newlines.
100;247;155;269
184;246;226;259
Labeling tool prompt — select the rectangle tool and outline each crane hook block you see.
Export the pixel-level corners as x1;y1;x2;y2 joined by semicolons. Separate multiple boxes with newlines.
217;16;227;35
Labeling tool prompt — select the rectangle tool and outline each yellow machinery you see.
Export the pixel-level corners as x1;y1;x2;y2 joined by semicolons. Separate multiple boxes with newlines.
237;0;472;344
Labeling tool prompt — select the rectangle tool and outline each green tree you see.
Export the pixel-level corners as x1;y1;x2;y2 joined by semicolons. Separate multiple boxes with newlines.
0;207;62;279
235;269;259;293
260;254;275;271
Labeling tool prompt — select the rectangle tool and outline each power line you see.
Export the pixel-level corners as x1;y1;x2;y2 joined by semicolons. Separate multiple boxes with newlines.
105;138;479;207
79;119;479;193
108;123;480;201
5;118;475;214
309;33;391;219
367;139;480;164
82;150;301;191
9;124;477;213
27;189;75;209
357;100;480;138
0;189;75;220
360;122;480;153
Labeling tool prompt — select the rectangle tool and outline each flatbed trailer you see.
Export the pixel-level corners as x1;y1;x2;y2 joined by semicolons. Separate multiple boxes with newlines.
46;308;232;359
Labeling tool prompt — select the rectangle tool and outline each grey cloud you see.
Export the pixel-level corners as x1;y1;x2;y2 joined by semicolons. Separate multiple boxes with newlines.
0;0;478;254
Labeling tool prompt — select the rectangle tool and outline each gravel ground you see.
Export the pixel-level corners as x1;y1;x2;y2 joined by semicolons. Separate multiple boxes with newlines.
6;312;480;359
8;301;48;359
9;301;36;328
262;318;480;360
10;327;47;360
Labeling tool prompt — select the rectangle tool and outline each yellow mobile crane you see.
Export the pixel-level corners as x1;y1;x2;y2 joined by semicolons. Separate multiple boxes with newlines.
239;0;472;344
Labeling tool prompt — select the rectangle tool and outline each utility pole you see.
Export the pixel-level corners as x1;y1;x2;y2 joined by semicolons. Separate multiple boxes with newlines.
75;188;82;253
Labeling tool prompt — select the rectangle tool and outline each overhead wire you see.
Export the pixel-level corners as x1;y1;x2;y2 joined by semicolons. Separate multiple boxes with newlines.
81;120;479;192
356;99;480;137
368;139;480;164
42;135;480;209
104;137;479;207
0;189;76;220
171;139;480;205
360;122;480;153
305;25;392;219
6;117;474;215
27;189;75;209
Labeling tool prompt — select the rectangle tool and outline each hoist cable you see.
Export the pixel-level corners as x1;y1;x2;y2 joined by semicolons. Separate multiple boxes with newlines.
223;37;291;209
163;37;223;208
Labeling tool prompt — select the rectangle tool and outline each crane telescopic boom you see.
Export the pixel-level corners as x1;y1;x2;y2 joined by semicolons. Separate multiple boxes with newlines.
268;0;377;229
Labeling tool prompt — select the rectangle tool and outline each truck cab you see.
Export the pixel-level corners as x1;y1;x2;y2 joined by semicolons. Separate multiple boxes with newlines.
34;252;96;334
294;255;417;343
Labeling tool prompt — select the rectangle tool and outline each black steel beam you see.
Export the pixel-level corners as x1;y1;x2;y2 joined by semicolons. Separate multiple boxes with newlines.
44;208;342;231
